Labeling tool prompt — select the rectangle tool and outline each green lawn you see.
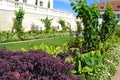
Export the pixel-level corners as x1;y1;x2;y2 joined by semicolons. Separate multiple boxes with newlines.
0;36;73;51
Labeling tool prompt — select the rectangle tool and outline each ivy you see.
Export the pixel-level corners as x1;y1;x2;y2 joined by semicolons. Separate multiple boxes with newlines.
13;7;25;34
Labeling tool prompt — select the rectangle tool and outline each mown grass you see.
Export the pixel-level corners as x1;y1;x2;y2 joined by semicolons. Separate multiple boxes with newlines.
0;36;73;51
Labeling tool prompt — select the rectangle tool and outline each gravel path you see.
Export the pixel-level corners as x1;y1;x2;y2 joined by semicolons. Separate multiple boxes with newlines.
111;44;120;80
0;37;60;44
112;64;120;80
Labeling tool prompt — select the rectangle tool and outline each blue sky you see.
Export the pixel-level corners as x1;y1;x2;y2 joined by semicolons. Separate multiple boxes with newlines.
54;0;101;15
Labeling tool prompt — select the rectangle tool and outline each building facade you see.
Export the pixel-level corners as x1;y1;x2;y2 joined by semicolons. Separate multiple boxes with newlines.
0;0;77;31
98;0;120;25
13;0;53;9
98;0;120;18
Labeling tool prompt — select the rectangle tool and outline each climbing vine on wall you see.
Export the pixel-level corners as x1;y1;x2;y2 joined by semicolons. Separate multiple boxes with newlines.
13;7;25;34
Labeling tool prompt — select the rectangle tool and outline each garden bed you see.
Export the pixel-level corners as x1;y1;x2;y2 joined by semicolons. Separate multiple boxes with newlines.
0;31;70;43
0;50;82;80
0;36;73;51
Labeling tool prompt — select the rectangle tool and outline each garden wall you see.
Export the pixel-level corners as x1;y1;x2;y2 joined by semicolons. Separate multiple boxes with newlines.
0;0;77;31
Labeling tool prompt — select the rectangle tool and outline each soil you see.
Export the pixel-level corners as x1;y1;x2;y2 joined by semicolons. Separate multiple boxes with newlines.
112;64;120;80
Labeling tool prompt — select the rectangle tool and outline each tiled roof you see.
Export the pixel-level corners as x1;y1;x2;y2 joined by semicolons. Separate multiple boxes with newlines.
98;0;120;11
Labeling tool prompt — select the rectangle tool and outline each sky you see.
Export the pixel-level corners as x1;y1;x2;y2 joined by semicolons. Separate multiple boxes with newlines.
54;0;101;15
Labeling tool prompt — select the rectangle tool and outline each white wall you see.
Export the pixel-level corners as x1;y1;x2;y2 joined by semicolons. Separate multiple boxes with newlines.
27;0;36;5
0;9;77;32
13;0;54;9
38;0;53;9
0;0;76;31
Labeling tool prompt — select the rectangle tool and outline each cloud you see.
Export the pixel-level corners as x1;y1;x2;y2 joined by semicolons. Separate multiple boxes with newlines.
55;0;70;4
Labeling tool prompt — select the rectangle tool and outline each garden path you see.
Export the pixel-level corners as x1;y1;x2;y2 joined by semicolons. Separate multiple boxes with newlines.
111;44;120;80
112;64;120;80
0;37;60;44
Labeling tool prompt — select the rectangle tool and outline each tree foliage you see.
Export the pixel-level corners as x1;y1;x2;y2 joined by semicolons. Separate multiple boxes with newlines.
100;5;117;42
70;0;100;52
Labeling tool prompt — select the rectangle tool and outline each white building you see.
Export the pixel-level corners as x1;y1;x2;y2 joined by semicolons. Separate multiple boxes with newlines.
13;0;53;9
98;0;120;25
0;0;77;31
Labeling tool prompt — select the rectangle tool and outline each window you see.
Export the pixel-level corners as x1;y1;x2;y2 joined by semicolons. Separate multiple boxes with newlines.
117;14;120;18
118;6;120;8
15;0;19;5
100;6;104;9
40;1;43;6
23;0;27;3
34;25;39;31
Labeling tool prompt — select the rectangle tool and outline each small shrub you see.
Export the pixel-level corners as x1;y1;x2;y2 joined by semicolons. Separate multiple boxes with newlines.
100;5;117;42
0;31;16;43
68;38;83;49
0;50;82;80
58;19;67;32
41;17;53;33
72;50;116;80
12;7;25;40
70;0;100;52
13;7;25;34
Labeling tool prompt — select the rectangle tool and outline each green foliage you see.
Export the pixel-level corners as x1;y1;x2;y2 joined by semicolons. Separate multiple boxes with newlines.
104;44;120;78
71;36;120;80
0;36;72;51
12;7;25;40
0;31;19;43
72;50;118;80
0;31;70;43
70;0;100;52
58;19;67;31
99;41;112;54
114;27;120;37
68;38;83;49
41;17;53;33
68;21;83;48
75;21;82;48
76;21;82;34
100;5;117;42
13;7;25;34
29;43;56;55
28;42;69;56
